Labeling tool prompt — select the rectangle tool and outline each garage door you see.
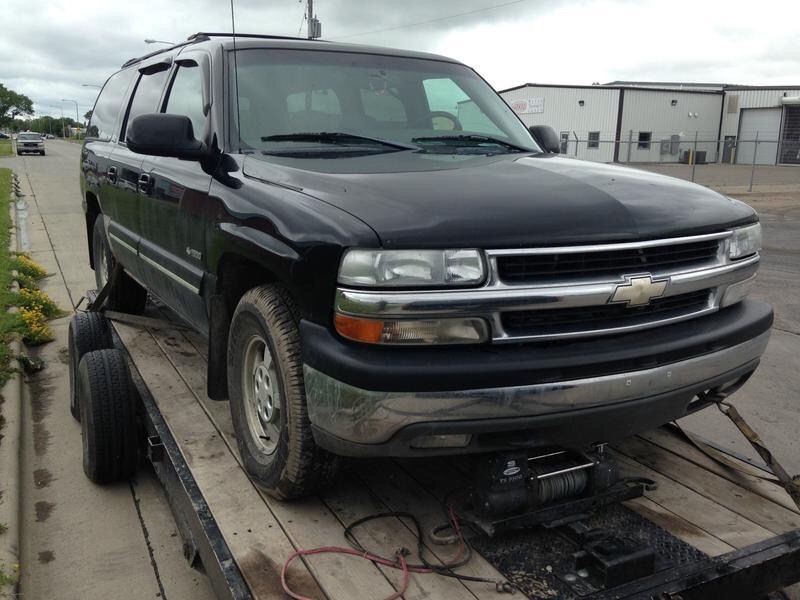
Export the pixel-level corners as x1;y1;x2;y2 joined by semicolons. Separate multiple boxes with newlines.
736;108;781;165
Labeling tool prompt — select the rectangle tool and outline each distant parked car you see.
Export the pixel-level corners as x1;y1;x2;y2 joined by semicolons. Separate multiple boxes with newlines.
45;134;55;139
16;132;45;155
0;132;10;139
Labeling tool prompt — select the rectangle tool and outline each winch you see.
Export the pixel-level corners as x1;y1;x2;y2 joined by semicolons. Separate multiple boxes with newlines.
457;445;654;537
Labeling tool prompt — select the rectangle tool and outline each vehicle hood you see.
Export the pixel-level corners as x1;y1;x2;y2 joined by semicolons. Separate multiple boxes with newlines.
242;152;756;248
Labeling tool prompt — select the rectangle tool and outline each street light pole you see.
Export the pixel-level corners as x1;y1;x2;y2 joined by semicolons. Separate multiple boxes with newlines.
61;99;80;137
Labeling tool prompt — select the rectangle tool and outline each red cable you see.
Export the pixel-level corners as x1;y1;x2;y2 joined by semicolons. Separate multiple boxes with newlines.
281;546;429;600
281;507;471;600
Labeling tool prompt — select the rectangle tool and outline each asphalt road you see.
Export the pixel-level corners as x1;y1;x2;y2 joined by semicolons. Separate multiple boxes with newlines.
4;140;799;597
5;140;215;600
680;189;800;473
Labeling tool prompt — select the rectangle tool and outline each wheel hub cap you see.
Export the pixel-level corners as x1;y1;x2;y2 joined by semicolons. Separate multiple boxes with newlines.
242;335;281;455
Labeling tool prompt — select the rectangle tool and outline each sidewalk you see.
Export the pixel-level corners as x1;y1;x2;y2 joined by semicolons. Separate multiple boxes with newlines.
6;143;215;600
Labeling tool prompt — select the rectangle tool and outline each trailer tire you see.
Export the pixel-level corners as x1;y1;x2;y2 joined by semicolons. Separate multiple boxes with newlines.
227;284;340;499
78;349;138;483
68;311;114;421
92;217;147;315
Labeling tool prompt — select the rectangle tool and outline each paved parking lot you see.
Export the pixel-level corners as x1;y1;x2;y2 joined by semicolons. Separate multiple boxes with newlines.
3;142;799;597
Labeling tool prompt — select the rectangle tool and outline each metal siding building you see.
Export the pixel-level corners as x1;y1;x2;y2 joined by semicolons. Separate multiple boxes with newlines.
619;89;722;163
499;82;800;165
500;85;619;162
720;87;800;165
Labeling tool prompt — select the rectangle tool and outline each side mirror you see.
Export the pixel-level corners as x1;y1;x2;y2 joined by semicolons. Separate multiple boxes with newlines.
529;125;560;154
127;113;207;160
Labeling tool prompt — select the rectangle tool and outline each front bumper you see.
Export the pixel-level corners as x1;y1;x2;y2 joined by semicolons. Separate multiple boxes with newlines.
17;144;44;152
302;299;773;456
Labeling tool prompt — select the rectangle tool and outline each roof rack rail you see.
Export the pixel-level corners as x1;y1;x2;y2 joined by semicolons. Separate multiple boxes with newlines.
187;32;326;43
122;31;325;69
120;35;210;69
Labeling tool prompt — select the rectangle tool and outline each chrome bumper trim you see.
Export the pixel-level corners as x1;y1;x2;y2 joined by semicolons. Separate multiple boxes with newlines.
304;330;770;445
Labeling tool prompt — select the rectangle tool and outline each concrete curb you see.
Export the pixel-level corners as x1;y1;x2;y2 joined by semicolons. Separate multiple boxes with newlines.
0;175;22;597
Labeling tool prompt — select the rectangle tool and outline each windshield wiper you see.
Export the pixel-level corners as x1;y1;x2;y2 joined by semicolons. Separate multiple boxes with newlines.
261;132;418;151
411;134;531;152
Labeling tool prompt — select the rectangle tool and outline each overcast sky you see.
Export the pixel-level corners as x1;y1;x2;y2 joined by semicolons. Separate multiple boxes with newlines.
1;0;797;120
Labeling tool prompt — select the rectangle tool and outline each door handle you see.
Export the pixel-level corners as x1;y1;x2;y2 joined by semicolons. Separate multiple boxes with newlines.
138;173;152;194
106;166;117;183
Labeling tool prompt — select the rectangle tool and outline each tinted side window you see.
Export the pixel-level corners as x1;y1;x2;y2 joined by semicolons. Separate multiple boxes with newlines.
123;69;170;141
164;65;206;137
87;69;136;141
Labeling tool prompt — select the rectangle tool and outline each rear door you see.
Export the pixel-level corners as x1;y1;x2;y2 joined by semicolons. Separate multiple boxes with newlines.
138;53;213;331
108;59;172;282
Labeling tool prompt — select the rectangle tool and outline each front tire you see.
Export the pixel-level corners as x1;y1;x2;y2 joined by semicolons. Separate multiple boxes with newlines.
92;217;147;314
227;284;340;499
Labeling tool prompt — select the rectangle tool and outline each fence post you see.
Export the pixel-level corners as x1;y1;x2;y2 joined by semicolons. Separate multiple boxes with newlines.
749;130;759;192
626;130;632;163
691;131;698;182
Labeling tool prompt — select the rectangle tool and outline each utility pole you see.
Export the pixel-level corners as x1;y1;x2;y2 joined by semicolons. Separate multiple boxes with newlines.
307;0;321;39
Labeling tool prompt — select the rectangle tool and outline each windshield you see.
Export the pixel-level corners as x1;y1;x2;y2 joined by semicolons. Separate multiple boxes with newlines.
18;133;42;141
229;49;540;156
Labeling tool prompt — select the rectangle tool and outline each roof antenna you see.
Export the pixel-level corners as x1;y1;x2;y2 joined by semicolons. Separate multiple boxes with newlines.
230;0;242;152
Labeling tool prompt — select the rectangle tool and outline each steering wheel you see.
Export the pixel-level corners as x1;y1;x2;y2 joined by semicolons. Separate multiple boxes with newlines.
429;111;463;132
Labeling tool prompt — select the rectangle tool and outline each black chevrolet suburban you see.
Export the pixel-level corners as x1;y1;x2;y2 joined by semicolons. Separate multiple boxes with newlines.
80;33;771;499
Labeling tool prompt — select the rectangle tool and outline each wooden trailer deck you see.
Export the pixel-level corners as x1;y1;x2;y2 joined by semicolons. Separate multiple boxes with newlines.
111;306;800;599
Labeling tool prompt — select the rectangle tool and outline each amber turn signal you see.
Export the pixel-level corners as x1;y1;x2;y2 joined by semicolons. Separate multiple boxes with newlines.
334;313;384;344
334;312;489;345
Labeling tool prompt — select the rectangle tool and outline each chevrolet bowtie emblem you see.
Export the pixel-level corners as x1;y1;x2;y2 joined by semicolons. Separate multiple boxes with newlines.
610;275;668;307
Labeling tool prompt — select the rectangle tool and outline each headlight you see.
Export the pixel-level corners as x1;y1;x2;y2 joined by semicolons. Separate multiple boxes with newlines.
729;223;761;260
338;249;485;287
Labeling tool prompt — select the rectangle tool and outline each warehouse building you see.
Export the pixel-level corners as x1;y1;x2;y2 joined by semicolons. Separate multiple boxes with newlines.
498;82;800;166
720;86;800;165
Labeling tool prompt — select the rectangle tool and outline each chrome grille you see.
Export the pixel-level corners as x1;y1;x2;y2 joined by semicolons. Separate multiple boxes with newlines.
336;231;760;343
502;289;712;337
497;238;720;283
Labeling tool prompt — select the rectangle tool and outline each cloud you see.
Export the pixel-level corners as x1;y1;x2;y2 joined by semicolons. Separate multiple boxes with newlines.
0;0;796;118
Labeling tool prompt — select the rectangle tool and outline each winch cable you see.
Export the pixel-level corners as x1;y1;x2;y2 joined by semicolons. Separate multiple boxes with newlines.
280;505;512;599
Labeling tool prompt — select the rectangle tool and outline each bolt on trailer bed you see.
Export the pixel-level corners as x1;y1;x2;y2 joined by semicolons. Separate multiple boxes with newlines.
69;294;800;600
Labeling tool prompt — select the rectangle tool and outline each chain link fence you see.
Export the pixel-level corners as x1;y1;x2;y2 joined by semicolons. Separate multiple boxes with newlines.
557;129;800;192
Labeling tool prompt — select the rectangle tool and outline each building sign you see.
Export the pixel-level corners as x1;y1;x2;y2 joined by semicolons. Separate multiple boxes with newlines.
510;97;545;114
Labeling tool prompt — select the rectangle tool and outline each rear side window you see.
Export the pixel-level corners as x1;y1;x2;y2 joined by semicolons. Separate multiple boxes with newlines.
87;69;136;141
164;65;206;138
123;69;170;141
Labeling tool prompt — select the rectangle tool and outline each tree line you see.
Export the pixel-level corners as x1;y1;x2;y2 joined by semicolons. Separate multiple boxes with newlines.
1;82;89;136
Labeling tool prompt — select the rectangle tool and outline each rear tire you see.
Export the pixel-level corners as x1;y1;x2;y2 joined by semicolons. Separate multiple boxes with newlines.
92;217;147;314
227;284;340;499
68;312;114;421
78;349;138;483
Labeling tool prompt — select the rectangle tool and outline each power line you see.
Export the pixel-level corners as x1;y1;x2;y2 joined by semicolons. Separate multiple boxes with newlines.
297;0;306;36
331;0;532;41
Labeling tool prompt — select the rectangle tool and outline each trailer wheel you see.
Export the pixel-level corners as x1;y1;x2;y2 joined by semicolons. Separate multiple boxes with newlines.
227;284;340;499
78;349;138;483
92;217;147;314
68;312;114;421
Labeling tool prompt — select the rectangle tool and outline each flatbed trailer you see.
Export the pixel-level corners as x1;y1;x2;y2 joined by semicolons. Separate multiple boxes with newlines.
84;299;800;600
